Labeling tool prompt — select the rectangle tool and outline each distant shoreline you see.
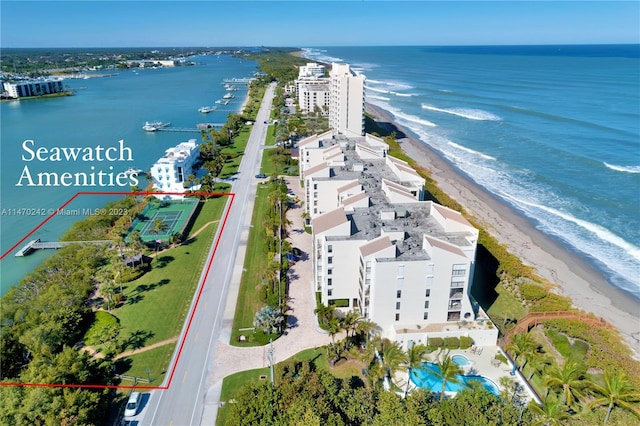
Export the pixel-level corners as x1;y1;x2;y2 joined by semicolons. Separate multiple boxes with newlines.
365;102;640;358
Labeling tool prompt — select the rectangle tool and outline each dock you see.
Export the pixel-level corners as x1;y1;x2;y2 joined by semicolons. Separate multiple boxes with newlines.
15;239;111;256
156;123;225;133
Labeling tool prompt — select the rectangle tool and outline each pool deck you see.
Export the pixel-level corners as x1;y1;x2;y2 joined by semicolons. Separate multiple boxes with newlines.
394;346;540;404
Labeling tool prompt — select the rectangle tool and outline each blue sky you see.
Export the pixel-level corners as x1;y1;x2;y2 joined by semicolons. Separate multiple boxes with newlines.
1;1;638;48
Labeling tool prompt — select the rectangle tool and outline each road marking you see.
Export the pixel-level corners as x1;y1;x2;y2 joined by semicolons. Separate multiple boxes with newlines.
182;370;188;383
194;332;200;343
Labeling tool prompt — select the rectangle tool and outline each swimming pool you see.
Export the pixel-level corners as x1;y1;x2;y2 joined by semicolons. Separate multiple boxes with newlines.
410;362;500;396
451;354;470;366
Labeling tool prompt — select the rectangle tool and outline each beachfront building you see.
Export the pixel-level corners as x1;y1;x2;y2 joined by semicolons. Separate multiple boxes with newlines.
3;78;65;98
293;62;330;115
329;63;365;137
150;139;199;199
306;132;498;349
299;62;326;79
297;79;330;115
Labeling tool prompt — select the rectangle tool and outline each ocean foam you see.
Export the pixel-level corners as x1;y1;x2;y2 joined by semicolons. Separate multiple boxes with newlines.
393;110;437;128
405;118;640;293
366;94;391;101
422;104;502;121
300;48;343;64
604;162;640;174
448;142;496;161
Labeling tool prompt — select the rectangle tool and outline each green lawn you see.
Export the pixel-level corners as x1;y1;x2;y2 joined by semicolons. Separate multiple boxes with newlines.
264;124;276;146
116;343;176;386
230;184;272;346
220;127;251;179
110;197;228;378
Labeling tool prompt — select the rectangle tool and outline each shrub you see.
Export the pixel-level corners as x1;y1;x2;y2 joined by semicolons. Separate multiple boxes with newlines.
495;353;508;365
460;336;473;349
444;337;460;349
83;311;120;347
428;337;444;349
546;328;571;357
121;265;147;282
519;283;547;302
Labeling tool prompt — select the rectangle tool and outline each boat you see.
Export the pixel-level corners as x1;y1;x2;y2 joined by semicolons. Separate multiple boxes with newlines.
198;106;216;113
124;167;145;176
142;121;171;132
223;93;234;99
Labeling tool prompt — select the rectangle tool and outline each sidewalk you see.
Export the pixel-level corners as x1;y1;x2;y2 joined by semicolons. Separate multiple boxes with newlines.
202;177;332;424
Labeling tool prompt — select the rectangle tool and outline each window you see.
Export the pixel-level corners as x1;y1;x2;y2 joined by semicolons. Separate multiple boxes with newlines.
328;245;333;253
427;264;434;274
397;265;404;277
328;257;333;264
423;312;429;320
396;302;401;310
452;264;467;276
451;279;465;288
328;289;333;296
424;301;429;309
327;269;332;275
425;289;431;298
396;290;402;298
395;313;400;321
426;276;434;287
328;278;332;286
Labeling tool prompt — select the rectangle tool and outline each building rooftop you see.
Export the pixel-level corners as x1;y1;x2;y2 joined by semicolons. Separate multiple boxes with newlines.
315;137;475;261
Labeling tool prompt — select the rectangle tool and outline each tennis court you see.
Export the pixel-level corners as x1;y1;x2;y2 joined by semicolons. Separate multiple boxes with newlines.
127;198;198;243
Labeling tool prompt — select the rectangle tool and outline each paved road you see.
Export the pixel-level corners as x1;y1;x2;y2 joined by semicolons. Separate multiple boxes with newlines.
139;82;276;426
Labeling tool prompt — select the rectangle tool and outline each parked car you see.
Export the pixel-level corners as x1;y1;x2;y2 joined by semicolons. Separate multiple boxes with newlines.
255;173;266;179
124;391;142;417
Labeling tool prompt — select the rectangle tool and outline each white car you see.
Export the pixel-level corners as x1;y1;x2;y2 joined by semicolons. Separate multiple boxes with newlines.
124;391;142;417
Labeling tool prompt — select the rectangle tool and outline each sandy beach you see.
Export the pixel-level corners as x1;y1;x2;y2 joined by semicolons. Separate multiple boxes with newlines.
365;103;640;359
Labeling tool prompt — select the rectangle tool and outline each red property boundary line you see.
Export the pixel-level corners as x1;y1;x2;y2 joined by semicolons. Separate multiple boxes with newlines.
0;191;235;390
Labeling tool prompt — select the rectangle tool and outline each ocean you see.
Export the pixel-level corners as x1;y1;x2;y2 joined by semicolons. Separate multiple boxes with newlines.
302;45;640;300
0;53;256;295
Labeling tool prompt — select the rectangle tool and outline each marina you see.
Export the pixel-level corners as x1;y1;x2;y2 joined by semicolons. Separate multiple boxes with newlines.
1;52;257;294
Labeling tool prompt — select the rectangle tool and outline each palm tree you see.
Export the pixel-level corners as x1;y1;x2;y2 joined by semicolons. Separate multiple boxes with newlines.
314;303;337;329
327;316;342;344
152;218;167;259
355;318;378;345
378;338;408;384
587;369;640;424
366;360;386;391
253;306;284;335
530;395;571;426
434;352;463;402
341;310;360;340
404;343;429;396
543;359;588;409
506;332;536;372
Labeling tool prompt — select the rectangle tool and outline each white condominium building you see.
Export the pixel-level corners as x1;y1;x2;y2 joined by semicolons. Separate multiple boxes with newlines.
3;78;65;98
297;79;330;115
151;139;199;199
329;63;365;137
308;133;497;349
298;62;326;79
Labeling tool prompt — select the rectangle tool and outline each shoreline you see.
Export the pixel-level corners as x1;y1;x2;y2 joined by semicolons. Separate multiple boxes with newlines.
365;102;640;358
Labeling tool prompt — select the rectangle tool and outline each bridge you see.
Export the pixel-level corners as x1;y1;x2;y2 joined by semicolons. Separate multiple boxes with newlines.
501;310;614;346
15;239;112;257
